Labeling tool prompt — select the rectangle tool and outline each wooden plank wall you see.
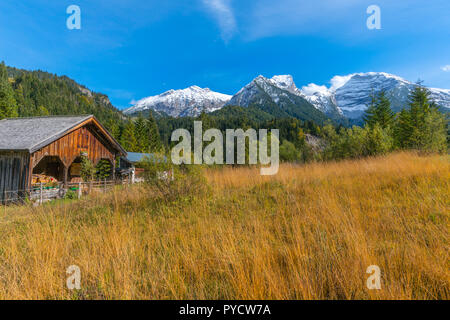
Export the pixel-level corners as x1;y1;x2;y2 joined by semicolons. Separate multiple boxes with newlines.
31;124;116;169
0;151;30;201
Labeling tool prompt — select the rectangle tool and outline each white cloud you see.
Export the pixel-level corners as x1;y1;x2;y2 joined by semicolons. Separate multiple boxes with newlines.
330;74;353;91
202;0;237;42
441;65;450;72
301;83;330;96
301;74;354;96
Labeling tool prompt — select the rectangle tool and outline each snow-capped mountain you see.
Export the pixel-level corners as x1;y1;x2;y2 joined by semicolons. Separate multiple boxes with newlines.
228;75;303;107
124;86;232;118
125;72;450;122
302;72;450;119
301;83;343;117
227;75;344;121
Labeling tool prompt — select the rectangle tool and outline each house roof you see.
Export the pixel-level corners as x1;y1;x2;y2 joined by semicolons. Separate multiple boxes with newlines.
0;115;126;155
125;152;168;164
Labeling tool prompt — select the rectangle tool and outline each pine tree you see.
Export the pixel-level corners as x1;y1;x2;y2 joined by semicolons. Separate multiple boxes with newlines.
364;90;394;129
147;113;162;153
420;108;447;153
408;85;433;149
363;90;377;128
96;159;112;180
37;105;50;116
134;114;149;152
198;111;214;131
393;84;448;153
105;119;120;140
80;156;96;182
0;62;18;119
409;84;431;129
121;121;138;152
393;109;413;148
375;91;394;128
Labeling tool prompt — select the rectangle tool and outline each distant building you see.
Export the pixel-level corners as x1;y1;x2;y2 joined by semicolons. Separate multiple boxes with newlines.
118;152;169;184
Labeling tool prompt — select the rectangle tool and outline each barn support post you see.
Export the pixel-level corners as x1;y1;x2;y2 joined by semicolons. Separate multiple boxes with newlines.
39;183;43;204
77;182;82;199
63;165;69;187
112;156;116;181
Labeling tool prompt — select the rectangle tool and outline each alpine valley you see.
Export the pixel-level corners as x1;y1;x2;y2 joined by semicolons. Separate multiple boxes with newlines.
124;72;450;124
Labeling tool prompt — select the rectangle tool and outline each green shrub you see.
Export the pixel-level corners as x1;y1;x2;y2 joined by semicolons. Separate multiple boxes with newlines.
64;190;77;200
139;153;208;202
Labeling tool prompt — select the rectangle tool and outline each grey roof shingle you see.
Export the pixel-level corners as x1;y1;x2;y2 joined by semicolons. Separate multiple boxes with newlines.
0;115;93;153
126;152;168;163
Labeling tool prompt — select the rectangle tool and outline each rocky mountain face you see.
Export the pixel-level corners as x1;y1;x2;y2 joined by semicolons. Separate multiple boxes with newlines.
124;86;232;118
125;72;450;122
301;72;450;119
226;75;333;123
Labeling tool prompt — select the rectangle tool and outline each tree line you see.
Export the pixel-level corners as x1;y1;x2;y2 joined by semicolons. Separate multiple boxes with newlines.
1;61;447;161
148;85;448;163
0;62;124;129
319;85;448;161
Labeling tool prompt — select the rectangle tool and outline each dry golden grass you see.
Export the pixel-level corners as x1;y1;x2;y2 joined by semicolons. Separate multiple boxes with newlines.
0;152;448;300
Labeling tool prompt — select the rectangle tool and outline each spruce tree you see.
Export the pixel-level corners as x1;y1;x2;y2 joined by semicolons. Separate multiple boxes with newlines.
0;62;18;119
80;156;96;182
408;85;433;149
147;113;162;153
105;119;120;140
421;108;447;153
134;114;149;152
409;84;431;129
121;121;138;152
393;109;413;148
375;91;394;128
198;111;214;131
363;90;377;128
393;84;448;153
364;90;394;129
96;159;112;180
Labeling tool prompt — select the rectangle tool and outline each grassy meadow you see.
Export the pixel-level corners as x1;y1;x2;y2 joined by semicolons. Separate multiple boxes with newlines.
0;152;448;299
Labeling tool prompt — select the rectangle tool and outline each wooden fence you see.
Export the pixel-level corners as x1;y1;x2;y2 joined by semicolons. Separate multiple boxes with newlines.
1;179;122;206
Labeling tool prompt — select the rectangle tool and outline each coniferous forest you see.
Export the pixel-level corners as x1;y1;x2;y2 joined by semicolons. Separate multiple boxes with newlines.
0;62;448;159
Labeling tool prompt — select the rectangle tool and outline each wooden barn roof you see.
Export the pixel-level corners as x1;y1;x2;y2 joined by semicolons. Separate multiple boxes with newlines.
0;115;126;155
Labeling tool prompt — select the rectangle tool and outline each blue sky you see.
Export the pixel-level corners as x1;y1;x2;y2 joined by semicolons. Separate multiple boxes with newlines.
0;0;449;109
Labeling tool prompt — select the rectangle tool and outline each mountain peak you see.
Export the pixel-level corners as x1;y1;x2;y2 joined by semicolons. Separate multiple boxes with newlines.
124;71;449;121
188;85;211;92
302;72;450;119
271;74;294;86
124;86;231;118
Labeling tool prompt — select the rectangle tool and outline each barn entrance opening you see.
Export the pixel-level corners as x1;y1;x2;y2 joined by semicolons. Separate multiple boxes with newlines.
32;156;65;184
69;157;83;183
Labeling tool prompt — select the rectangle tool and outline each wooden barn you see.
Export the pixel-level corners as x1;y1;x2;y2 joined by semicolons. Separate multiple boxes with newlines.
0;115;126;202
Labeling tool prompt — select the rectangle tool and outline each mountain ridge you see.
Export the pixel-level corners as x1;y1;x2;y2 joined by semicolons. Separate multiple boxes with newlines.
5;65;126;129
126;72;450;123
124;86;232;118
301;72;450;119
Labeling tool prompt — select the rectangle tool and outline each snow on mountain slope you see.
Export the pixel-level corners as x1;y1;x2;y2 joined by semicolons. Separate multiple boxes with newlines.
301;83;343;116
227;75;344;120
125;72;450;121
270;75;299;94
124;86;232;118
302;72;450;119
